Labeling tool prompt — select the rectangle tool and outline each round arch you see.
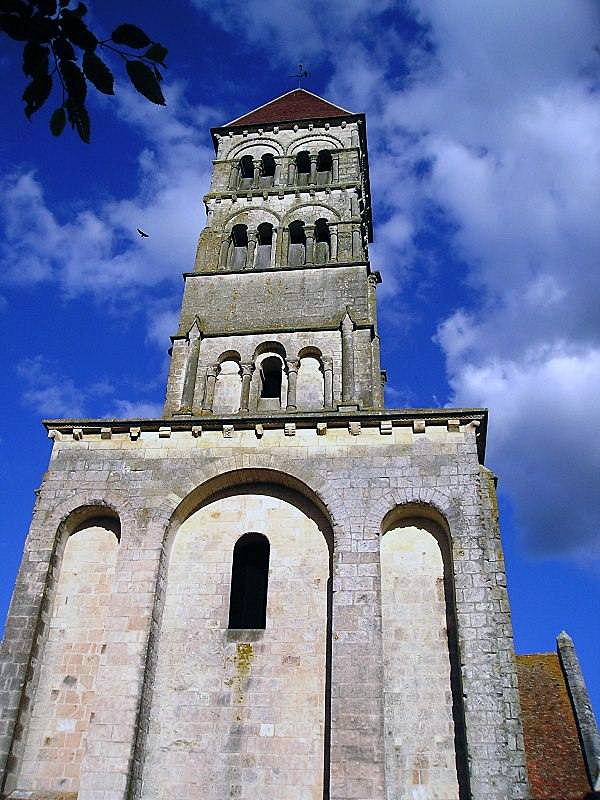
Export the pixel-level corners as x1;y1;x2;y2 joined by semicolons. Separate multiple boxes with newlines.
286;134;343;155
228;137;285;159
281;201;341;227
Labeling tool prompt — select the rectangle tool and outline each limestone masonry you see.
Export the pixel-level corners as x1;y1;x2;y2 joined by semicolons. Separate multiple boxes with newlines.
1;89;598;800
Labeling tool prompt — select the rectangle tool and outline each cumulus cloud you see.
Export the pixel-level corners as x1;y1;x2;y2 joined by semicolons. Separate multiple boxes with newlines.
18;356;163;419
0;83;218;301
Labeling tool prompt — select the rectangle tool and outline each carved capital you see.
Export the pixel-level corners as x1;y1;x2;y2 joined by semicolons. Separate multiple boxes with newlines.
286;358;300;374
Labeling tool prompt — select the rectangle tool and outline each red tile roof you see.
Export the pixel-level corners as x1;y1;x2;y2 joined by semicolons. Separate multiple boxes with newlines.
517;653;591;799
223;89;353;127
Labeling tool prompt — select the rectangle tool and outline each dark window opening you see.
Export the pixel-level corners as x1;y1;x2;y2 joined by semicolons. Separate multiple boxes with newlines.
229;224;248;268
260;355;282;398
238;155;254;189
255;222;273;268
317;150;333;185
288;220;306;266
260;153;276;187
228;532;270;629
315;218;331;264
296;150;310;186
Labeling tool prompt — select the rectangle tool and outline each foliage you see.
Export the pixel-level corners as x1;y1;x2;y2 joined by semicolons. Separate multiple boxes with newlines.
0;0;168;143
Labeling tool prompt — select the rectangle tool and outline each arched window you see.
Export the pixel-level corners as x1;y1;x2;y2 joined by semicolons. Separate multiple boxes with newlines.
316;149;333;185
315;218;331;264
228;532;270;629
296;150;310;186
260;355;282;398
228;223;248;268
255;222;273;268
260;153;276;188
288;220;306;266
238;155;253;189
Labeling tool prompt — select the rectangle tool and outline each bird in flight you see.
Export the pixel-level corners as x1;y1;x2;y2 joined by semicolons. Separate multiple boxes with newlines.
137;228;149;238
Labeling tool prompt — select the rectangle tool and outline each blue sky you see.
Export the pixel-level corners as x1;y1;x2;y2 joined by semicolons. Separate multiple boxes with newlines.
1;0;599;716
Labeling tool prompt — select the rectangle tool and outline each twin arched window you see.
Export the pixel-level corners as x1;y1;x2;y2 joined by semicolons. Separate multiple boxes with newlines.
228;532;270;629
287;218;331;265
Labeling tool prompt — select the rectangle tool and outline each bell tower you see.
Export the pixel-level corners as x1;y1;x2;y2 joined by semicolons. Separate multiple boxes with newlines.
1;88;553;800
163;89;384;418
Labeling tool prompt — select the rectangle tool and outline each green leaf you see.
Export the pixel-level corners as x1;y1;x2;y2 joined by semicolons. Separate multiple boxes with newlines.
60;9;97;50
22;42;49;77
144;43;168;64
0;11;32;40
50;106;66;136
111;23;150;49
126;59;165;105
60;59;86;104
23;74;52;118
83;50;114;95
54;36;75;60
73;105;90;143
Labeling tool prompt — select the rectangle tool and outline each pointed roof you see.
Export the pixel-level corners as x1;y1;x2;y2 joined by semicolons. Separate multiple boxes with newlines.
223;89;353;128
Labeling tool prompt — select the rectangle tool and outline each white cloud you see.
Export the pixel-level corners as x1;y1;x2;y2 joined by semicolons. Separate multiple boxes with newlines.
17;355;163;420
0;83;218;302
191;0;600;558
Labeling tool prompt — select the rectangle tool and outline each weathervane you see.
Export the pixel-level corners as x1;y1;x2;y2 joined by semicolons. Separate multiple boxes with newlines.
290;63;310;88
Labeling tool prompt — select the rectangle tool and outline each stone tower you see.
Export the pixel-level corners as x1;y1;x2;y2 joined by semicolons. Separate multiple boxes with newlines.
0;90;534;800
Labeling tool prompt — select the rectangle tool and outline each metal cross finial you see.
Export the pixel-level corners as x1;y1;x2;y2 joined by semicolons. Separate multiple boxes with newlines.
289;63;310;88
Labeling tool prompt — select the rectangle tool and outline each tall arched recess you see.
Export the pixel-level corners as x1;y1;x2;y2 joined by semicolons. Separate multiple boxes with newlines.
139;472;334;800
11;510;120;797
379;505;470;800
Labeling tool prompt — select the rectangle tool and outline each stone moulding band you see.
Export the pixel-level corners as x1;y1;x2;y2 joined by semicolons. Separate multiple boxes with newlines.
43;408;488;461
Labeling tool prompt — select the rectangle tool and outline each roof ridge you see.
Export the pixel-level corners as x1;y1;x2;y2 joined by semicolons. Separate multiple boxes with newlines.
221;88;353;128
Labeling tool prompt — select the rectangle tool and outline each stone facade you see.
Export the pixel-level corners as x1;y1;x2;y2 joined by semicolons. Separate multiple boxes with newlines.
0;90;532;800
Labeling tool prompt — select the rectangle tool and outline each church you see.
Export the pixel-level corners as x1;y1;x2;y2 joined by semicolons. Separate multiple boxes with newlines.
0;89;597;800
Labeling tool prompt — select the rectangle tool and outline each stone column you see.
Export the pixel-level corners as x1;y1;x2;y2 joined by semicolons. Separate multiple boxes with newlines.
558;631;600;789
371;336;383;409
341;312;355;403
330;224;338;262
229;163;239;189
274;157;282;186
246;231;257;269
286;359;299;411
367;271;381;330
252;157;261;188
322;356;334;408
352;224;362;260
178;329;201;413
202;364;218;413
270;226;278;268
332;152;339;182
239;363;253;412
219;237;229;269
280;227;289;266
309;153;318;185
287;159;296;186
305;225;315;265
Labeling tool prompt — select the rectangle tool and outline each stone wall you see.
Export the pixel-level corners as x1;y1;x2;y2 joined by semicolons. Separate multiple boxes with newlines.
141;492;330;800
0;413;530;800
